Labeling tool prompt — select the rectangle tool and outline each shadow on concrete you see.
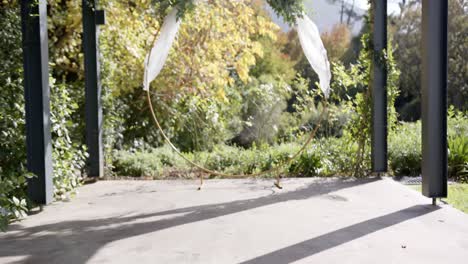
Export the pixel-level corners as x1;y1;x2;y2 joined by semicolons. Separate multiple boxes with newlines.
0;177;436;264
240;204;440;264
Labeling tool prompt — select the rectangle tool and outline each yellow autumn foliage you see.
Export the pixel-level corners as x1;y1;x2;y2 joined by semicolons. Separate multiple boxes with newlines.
99;0;279;100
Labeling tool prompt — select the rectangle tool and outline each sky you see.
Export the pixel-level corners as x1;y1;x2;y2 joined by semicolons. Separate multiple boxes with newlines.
267;0;404;34
351;0;402;14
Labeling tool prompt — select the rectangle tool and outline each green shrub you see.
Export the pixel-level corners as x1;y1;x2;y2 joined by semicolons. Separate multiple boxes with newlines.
1;4;87;230
288;149;322;176
316;137;358;176
111;113;467;182
0;5;31;231
113;151;164;178
447;108;468;183
388;122;422;176
389;112;468;181
112;142;323;178
448;136;468;183
300;103;352;138
50;80;88;200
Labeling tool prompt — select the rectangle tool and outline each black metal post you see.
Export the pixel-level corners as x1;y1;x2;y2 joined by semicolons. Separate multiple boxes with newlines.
83;0;104;177
371;0;388;173
20;0;54;204
421;0;448;198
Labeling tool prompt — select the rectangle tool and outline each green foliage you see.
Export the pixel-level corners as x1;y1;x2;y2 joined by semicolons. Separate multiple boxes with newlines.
153;0;197;20
0;5;31;232
112;112;468;182
316;136;358;175
448;136;468;183
155;0;305;24
388;112;468;182
100;0;283;151
297;100;352;139
447;108;468;182
170;95;236;151
113;142;324;178
445;184;468;213
113;151;164;177
391;0;468;119
1;3;87;231
265;0;305;25
388;122;421;176
233;79;289;147
50;79;88;200
410;184;468;213
332;27;400;176
330;1;401;177
288;149;323;176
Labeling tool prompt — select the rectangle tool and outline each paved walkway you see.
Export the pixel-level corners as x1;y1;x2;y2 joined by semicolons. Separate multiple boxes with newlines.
1;177;467;264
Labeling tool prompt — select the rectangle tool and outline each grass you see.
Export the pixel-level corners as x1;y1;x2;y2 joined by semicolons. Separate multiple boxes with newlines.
409;184;468;213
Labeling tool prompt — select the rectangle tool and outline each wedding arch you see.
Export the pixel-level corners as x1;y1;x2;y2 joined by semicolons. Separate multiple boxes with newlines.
143;1;331;189
19;0;449;205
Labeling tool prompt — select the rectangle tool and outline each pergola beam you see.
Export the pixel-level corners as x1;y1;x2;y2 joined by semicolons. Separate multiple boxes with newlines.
83;0;104;178
421;0;448;198
371;0;388;173
20;0;54;204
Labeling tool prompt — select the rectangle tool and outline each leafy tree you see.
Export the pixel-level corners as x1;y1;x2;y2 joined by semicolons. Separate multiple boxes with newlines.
390;0;468;120
99;0;281;150
320;23;352;62
232;34;298;146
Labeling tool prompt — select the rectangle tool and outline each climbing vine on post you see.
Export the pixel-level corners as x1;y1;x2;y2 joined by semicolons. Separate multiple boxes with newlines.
332;1;400;177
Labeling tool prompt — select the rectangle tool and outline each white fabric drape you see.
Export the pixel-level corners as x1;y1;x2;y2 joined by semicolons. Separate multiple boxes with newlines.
296;15;331;98
143;8;181;91
143;9;331;98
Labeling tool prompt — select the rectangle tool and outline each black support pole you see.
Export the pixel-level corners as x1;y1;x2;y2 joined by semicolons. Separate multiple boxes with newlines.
20;0;54;204
83;0;104;177
371;0;388;173
421;0;448;198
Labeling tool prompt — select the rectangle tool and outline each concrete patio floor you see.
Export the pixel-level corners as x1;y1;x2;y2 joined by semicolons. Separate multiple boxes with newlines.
1;177;467;264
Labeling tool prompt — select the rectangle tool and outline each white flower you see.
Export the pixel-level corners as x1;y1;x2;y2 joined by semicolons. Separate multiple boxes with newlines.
211;113;219;124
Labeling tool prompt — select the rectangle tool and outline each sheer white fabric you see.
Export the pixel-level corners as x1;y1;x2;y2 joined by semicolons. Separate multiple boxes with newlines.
143;8;181;91
296;15;331;98
143;8;331;98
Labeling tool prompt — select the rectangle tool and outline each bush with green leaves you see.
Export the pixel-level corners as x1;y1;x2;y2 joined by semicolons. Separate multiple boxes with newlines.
315;137;358;175
0;5;32;232
112;112;468;182
50;80;88;200
448;135;468;183
288;149;323;176
388;122;421;176
233;78;289;147
113;151;164;177
1;4;87;231
391;0;468;118
447;107;468;182
388;110;468;182
112;141;324;179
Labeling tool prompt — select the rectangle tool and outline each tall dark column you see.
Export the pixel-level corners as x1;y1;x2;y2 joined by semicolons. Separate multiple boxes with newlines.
371;0;388;173
20;0;53;204
421;0;448;198
83;0;103;177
